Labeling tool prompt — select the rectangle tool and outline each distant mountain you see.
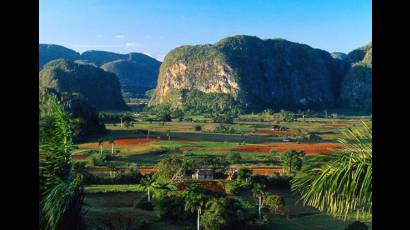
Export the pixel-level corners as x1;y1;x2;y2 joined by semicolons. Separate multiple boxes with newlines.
39;44;161;99
101;55;161;98
149;35;348;111
340;43;372;111
347;42;372;64
39;44;81;69
80;50;126;67
331;52;348;61
39;59;128;111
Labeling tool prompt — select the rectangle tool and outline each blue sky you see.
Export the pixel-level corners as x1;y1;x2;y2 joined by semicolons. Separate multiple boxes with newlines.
40;0;372;61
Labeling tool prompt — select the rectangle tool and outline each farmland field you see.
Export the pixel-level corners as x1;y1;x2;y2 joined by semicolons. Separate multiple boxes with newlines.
72;114;371;229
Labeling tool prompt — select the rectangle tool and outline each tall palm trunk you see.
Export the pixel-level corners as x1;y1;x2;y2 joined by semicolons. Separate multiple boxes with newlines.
258;196;262;220
147;187;150;202
111;143;114;155
100;144;102;155
197;208;201;230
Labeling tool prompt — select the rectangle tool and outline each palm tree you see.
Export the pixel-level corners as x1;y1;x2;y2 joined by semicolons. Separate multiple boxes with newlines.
291;122;372;220
183;185;208;230
281;150;305;174
39;99;83;230
109;138;115;155
107;162;117;177
98;138;104;155
166;129;171;141
140;174;157;202
252;183;266;220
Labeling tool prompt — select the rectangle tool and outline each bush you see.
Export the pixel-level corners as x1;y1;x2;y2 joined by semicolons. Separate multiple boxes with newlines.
82;170;142;185
214;124;239;134
227;152;242;163
228;180;252;195
194;125;202;131
345;221;369;230
134;195;154;210
251;174;291;189
153;195;188;221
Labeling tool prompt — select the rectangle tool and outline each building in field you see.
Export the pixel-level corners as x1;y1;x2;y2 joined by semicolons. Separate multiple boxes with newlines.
192;169;214;180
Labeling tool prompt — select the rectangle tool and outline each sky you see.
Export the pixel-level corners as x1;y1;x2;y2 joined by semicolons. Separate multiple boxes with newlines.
39;0;372;61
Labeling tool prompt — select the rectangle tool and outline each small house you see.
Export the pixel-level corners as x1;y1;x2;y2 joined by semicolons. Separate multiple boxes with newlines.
192;169;214;180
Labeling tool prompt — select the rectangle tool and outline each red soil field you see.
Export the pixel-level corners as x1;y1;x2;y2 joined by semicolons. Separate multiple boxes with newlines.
137;167;159;174
232;145;273;153
232;143;342;154
270;143;342;154
177;181;226;193
250;167;288;175
72;155;87;161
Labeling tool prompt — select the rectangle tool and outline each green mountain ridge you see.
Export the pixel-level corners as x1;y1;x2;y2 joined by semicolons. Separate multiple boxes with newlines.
39;44;162;99
340;43;372;111
39;59;128;111
150;35;356;111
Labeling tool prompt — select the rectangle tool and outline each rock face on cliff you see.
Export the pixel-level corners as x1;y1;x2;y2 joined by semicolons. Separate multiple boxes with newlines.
101;54;161;98
339;43;372;111
149;35;348;111
39;59;128;111
39;44;81;69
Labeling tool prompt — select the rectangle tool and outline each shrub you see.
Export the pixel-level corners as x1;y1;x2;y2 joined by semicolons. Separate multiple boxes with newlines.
345;221;369;230
194;125;202;131
134;195;154;210
153;195;188;221
251;174;291;189
227;152;242;164
264;194;286;215
228;180;252;195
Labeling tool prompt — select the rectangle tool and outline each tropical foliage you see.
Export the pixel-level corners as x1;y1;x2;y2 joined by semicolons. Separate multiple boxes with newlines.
39;99;84;230
291;122;372;220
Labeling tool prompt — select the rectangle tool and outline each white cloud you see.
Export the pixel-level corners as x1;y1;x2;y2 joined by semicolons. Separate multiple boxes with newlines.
115;34;125;39
125;42;136;47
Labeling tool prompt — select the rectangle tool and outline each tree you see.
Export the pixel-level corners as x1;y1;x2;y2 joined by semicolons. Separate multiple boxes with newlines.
201;198;227;230
182;185;209;230
155;104;172;122
98;138;104;155
281;150;305;174
39;99;83;230
157;155;185;183
172;108;185;122
237;168;252;183
107;162;117;177
291;122;372;220
264;194;286;216
227;152;242;164
109;138;115;155
252;183;266;220
141;174;157;202
166;129;171;141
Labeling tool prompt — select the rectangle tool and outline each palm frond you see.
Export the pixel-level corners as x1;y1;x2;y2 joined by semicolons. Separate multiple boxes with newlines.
291;121;372;220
